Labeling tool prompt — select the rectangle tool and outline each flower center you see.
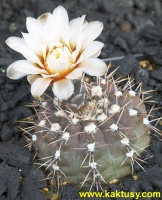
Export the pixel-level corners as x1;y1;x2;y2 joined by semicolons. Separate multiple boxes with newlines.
45;46;73;77
51;46;71;61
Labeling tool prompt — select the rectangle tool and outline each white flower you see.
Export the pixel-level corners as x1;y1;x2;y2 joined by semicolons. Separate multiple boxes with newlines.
6;6;107;100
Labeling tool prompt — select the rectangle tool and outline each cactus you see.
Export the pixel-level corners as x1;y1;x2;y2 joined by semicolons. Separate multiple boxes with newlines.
25;72;151;189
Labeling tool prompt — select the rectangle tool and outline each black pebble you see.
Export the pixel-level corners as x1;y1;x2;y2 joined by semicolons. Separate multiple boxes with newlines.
150;68;162;81
0;123;13;141
0;112;8;122
21;177;46;200
114;55;139;78
60;186;80;200
0;101;9;111
4;83;16;92
143;47;162;65
0;163;20;199
7;86;30;109
0;76;5;85
21;165;47;189
135;67;149;85
0;143;32;167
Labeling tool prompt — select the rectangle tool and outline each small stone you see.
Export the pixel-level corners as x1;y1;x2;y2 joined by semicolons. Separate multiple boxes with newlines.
114;36;129;51
135;68;149;85
143;47;162;65
150;68;162;81
0;124;13;141
5;83;16;92
0;76;5;85
119;21;133;32
134;0;148;11
9;22;19;33
115;55;139;78
0;112;8;122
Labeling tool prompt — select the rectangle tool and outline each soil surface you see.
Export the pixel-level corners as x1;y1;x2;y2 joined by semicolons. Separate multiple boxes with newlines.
0;0;162;200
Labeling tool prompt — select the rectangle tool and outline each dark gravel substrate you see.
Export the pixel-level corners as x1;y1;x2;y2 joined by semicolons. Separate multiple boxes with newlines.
0;0;162;199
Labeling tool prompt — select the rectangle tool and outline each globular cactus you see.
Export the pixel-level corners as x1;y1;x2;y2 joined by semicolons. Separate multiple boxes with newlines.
25;72;151;189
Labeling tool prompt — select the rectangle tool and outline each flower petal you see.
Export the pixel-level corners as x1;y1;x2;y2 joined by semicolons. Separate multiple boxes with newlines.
91;50;101;58
53;79;74;99
27;74;41;85
31;77;52;98
45;6;70;46
22;33;43;56
71;44;81;62
69;15;85;50
7;61;28;80
27;15;53;47
47;56;69;74
26;17;43;38
53;6;69;24
7;60;47;80
81;21;103;49
78;58;107;76
41;73;59;78
52;6;70;45
78;41;104;63
37;13;49;25
6;37;43;66
66;68;83;79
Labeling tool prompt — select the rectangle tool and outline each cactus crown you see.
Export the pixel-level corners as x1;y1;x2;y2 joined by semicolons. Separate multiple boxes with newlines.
24;70;152;190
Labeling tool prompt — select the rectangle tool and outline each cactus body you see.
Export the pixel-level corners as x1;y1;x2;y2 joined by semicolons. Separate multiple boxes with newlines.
30;76;150;188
